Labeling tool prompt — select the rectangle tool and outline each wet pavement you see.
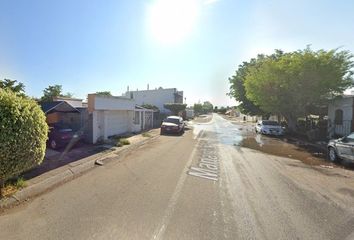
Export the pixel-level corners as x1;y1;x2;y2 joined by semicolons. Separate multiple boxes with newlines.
201;114;354;170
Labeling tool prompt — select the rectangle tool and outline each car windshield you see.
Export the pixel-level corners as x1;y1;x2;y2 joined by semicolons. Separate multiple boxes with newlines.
163;118;180;124
262;121;279;126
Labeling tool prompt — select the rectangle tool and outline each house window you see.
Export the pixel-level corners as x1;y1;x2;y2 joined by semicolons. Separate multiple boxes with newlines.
334;109;343;125
134;111;140;124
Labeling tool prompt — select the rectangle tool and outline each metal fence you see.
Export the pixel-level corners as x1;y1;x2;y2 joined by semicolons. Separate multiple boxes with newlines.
329;120;352;137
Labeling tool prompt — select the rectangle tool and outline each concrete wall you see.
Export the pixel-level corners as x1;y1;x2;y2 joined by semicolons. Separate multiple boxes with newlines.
88;94;135;113
124;88;183;114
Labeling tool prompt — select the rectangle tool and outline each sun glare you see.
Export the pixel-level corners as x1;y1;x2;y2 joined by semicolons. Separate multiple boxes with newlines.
147;0;200;45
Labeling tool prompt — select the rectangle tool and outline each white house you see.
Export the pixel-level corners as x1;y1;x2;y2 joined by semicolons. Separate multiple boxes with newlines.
123;87;183;114
328;95;354;137
87;94;154;144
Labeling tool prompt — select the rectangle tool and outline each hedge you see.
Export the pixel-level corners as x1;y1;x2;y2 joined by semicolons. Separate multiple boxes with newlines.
0;90;48;183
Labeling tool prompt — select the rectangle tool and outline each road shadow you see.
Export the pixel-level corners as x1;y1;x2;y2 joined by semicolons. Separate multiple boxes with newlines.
22;141;114;180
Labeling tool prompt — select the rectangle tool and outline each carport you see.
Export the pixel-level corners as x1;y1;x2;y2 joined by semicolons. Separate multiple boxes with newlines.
40;101;81;130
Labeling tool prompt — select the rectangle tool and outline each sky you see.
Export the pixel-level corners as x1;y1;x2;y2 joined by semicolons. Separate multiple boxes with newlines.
1;0;354;107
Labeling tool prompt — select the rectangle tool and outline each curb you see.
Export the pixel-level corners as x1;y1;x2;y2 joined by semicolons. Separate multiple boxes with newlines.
0;134;159;210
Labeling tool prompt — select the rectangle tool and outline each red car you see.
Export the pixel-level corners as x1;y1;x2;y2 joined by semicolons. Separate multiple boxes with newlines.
48;123;81;149
160;116;185;135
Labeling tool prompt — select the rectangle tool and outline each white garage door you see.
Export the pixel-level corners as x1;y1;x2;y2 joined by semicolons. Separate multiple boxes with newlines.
104;110;130;138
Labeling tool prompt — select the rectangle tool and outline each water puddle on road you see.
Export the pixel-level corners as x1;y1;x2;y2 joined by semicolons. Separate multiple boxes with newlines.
238;136;329;167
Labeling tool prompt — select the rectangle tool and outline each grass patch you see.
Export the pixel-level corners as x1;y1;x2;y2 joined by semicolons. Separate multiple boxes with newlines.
119;138;130;145
142;132;152;138
1;177;27;197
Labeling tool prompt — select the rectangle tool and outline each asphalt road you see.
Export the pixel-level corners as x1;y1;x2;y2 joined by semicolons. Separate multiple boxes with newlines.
1;114;354;240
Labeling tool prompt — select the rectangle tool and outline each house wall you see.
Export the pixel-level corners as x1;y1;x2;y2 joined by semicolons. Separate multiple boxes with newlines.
124;88;183;114
88;94;135;112
328;97;353;137
89;94;154;143
104;110;131;138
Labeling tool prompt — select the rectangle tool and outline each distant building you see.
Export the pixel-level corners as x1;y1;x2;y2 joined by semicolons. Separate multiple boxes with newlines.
123;87;183;114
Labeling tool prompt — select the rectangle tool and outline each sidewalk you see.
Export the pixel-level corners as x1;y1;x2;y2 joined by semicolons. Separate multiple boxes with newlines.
0;128;160;210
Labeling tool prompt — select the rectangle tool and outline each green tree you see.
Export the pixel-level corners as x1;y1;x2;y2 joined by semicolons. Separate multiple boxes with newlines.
141;104;159;111
164;103;187;115
202;101;213;114
193;103;203;115
40;85;73;102
0;90;48;196
228;52;285;117
218;106;227;114
0;78;26;97
244;47;354;130
96;91;112;96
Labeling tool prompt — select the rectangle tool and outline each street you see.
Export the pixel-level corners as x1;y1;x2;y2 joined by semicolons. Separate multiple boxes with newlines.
1;114;354;240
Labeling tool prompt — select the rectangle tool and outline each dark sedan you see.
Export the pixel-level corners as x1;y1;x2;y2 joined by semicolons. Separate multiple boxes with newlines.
48;123;81;149
328;132;354;162
160;116;185;135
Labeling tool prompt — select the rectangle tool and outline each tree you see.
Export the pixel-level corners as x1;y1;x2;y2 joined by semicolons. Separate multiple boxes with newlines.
244;47;354;130
0;78;26;97
0;90;48;196
96;91;112;96
202;101;213;113
218;106;227;114
193;103;203;115
141;104;159;111
228;52;285;117
40;85;73;102
164;103;187;115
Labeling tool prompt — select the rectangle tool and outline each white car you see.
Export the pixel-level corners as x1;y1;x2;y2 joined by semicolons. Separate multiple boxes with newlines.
255;120;284;136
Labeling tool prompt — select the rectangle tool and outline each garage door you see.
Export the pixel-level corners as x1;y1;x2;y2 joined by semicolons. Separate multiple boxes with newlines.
105;110;130;138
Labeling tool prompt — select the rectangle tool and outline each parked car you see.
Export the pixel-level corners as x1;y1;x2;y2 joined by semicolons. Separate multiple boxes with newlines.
160;116;185;135
327;132;354;162
255;120;284;136
48;123;81;149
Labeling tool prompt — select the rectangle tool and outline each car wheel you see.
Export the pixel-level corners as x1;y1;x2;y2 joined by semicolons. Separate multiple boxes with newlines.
328;147;338;162
50;139;57;149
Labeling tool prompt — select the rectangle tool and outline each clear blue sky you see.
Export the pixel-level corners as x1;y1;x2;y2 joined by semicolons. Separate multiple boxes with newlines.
1;0;354;106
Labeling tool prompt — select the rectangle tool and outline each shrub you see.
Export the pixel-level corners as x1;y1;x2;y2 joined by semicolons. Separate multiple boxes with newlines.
0;90;48;185
142;132;151;138
119;138;130;145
